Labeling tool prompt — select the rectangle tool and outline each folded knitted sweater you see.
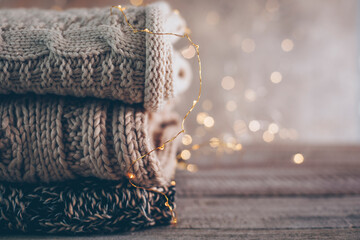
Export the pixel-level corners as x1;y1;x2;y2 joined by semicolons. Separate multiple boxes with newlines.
0;179;175;234
0;94;179;186
0;2;191;111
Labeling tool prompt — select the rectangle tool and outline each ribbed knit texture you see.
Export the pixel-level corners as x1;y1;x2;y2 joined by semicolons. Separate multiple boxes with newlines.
0;179;175;234
0;94;180;186
0;3;189;111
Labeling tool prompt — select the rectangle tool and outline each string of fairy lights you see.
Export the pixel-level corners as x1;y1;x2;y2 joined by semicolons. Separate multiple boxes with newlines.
110;0;306;225
111;3;202;225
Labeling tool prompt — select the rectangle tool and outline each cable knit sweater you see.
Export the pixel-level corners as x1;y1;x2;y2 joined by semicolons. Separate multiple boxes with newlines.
0;3;190;111
0;94;179;186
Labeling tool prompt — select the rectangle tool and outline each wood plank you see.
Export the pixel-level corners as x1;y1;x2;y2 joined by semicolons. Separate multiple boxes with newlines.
176;145;360;197
2;227;360;240
117;228;360;240
176;166;360;197
192;144;360;167
2;196;359;239
173;196;360;230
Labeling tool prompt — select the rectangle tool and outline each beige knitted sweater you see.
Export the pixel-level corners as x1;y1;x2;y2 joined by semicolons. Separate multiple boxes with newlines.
0;94;179;186
0;3;191;111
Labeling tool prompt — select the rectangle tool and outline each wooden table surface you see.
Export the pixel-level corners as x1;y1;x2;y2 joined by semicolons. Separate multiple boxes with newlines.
2;144;360;239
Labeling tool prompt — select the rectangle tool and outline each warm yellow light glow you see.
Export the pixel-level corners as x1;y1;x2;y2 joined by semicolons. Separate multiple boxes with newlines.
130;0;143;6
196;112;208;124
233;119;247;135
209;137;220;148
177;162;187;170
206;11;220;26
270;71;282;84
187;164;198;172
288;129;299;140
263;131;275;143
249;120;261;132
244;89;257;102
171;180;176;186
181;45;196;59
226;142;235;149
171;218;178;224
181;150;191;160
293;153;304;164
182;134;193;145
266;0;279;12
241;38;256;53
127;172;135;179
204;116;215;128
281;39;294;52
192;144;200;150
221;76;235;90
51;5;63;11
268;123;279;134
202;99;213;111
234;143;242;151
226;100;237;112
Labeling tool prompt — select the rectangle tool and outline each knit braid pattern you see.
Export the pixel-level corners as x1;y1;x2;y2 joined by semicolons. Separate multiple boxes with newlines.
0;94;180;186
0;3;186;111
0;179;175;234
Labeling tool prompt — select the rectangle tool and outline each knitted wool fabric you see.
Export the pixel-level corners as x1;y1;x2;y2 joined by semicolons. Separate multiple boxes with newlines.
0;94;180;186
0;179;175;234
0;2;191;111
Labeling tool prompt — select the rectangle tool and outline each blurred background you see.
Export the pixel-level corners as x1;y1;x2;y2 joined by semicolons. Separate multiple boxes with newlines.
172;0;359;145
0;0;359;149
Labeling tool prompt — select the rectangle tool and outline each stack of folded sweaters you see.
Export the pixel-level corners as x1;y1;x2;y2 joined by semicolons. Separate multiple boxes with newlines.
0;2;191;234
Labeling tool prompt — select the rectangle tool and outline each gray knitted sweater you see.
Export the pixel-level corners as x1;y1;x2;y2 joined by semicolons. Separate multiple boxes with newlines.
0;2;190;111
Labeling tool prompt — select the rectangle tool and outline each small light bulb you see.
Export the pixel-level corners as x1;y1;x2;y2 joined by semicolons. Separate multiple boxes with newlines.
209;137;220;148
171;217;178;225
203;116;215;128
281;39;294;52
221;76;235;90
293;153;304;164
270;72;282;84
127;173;135;179
249;120;261;132
181;150;191;160
197;112;208;124
182;134;193;145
